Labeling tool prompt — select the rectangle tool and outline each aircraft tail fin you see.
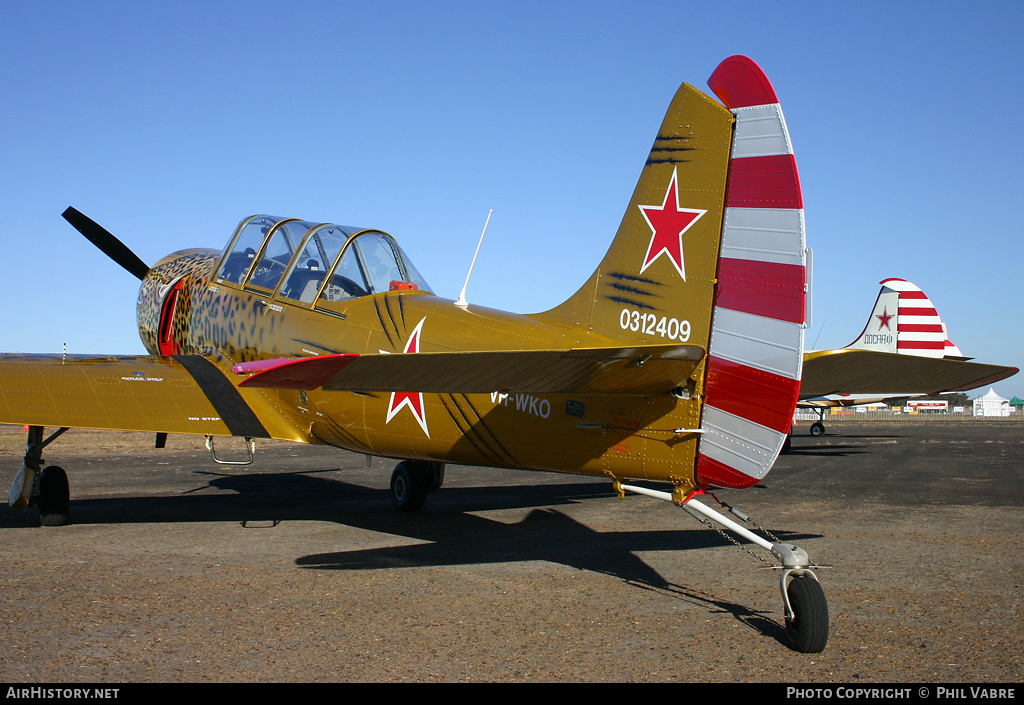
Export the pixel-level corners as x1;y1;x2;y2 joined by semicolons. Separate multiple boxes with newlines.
845;278;967;360
533;56;807;490
529;78;735;339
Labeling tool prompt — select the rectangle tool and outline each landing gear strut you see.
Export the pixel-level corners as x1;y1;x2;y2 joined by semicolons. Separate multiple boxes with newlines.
390;460;445;512
619;481;829;653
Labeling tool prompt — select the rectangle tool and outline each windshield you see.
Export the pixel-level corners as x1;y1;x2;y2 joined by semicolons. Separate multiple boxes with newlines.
247;219;318;291
217;216;288;284
215;215;433;303
279;224;360;303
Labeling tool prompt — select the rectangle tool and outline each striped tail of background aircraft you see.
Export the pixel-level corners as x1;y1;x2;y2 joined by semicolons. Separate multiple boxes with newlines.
797;278;1016;435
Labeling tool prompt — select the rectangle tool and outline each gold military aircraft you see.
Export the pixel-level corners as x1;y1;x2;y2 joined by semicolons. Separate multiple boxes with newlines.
4;56;833;652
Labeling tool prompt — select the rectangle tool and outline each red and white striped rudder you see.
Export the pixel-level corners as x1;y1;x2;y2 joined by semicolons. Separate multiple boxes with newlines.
696;56;808;489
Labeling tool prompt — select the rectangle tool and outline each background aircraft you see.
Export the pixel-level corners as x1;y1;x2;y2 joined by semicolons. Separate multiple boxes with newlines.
797;278;1017;435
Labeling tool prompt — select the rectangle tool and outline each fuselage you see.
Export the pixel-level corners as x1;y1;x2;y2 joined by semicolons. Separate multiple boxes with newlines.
135;237;703;489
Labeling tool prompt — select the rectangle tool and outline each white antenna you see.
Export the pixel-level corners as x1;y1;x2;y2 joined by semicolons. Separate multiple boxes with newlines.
455;209;492;307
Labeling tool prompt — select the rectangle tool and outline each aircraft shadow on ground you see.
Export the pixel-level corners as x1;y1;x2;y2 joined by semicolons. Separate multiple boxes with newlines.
782;445;869;458
811;433;905;440
784;431;905;457
292;498;805;647
4;465;815;645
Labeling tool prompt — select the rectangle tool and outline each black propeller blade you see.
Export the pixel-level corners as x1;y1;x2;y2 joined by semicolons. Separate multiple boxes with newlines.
62;206;150;281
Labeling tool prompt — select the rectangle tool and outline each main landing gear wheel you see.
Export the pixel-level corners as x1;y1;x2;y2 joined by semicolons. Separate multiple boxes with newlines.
38;465;70;527
389;460;445;512
809;421;825;437
785;575;829;653
390;461;426;512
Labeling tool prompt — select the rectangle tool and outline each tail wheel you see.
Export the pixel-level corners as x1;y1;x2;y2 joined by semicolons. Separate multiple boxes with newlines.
38;466;70;527
785;575;829;653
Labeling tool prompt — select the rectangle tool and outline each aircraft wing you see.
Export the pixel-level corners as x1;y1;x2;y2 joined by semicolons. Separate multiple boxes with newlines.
798;395;894;409
233;344;705;396
799;349;1018;399
0;354;271;438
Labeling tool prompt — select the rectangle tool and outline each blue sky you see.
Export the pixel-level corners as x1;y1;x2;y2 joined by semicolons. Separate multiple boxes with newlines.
2;1;1021;398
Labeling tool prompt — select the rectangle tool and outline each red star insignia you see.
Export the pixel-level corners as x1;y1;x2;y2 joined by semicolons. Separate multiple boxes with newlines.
876;307;893;331
638;168;707;280
385;317;429;437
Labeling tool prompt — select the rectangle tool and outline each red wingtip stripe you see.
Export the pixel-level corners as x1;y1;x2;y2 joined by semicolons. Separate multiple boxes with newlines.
234;353;360;389
707;55;779;109
725;155;803;209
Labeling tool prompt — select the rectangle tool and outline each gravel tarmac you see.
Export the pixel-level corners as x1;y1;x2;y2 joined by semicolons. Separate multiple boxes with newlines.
0;421;1021;683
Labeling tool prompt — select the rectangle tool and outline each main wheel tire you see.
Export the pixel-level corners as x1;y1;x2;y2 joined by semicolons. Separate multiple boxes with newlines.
809;421;825;437
38;466;70;527
390;461;427;513
786;575;829;653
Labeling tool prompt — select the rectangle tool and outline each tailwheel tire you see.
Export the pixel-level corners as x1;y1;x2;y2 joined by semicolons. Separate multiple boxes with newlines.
390;461;427;513
809;422;825;437
785;575;829;653
38;466;70;527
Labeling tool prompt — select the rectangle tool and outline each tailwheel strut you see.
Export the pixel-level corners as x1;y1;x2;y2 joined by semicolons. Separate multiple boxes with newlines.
618;481;830;653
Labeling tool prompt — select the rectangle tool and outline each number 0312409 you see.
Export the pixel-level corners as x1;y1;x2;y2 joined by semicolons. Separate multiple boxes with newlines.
618;308;691;341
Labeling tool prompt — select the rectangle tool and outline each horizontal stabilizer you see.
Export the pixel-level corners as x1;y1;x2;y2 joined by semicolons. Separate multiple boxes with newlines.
800;349;1017;399
233;344;705;396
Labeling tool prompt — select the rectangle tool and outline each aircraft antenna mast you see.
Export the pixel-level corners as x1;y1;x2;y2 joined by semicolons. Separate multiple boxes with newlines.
455;209;492;307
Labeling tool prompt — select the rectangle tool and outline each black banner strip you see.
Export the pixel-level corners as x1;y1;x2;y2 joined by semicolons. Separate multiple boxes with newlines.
173;355;271;438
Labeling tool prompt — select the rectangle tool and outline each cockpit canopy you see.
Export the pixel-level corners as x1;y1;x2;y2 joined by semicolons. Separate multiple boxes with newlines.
215;216;432;306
